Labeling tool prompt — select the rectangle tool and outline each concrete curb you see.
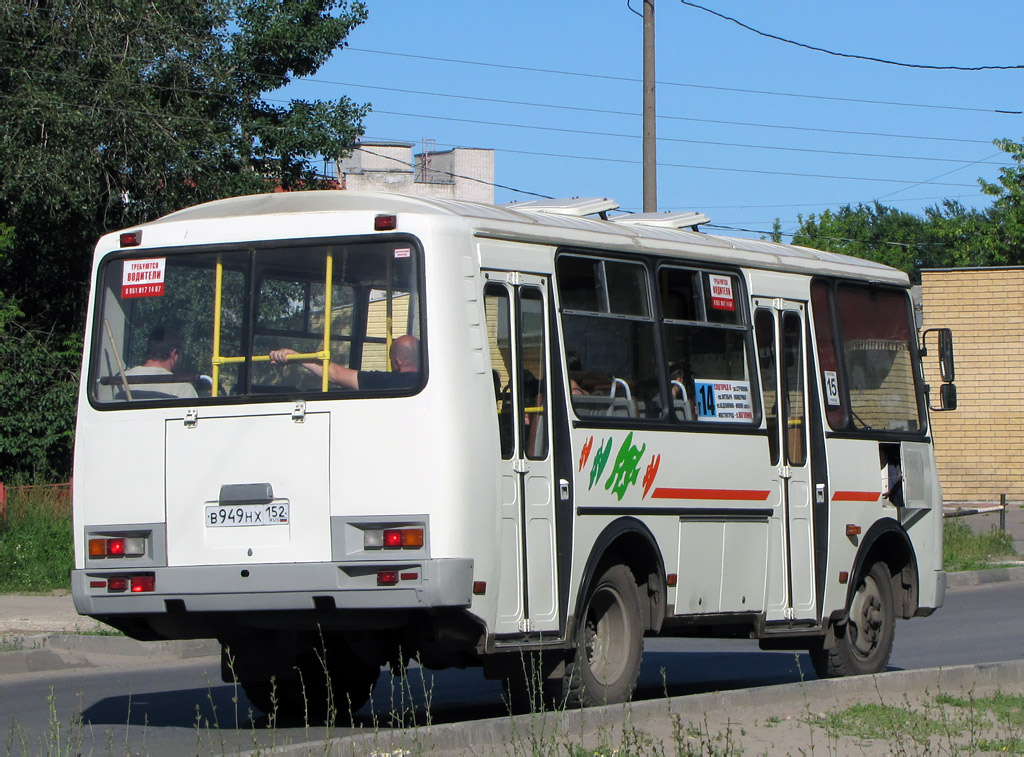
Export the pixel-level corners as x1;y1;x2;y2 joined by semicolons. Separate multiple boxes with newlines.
946;564;1024;587
0;634;218;676
259;660;1024;756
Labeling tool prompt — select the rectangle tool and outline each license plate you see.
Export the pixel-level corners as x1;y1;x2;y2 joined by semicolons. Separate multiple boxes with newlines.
206;503;289;527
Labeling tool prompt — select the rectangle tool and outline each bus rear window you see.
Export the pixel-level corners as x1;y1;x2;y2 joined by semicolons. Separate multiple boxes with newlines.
89;241;423;405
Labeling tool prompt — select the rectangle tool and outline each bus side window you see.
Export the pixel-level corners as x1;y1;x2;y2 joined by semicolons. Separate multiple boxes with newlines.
484;283;515;459
755;310;780;465
557;254;659;419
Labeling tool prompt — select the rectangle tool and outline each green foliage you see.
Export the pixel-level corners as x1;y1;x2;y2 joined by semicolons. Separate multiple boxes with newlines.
0;492;73;592
818;702;945;742
791;201;937;280
791;136;1024;278
0;0;368;329
943;518;1017;572
0;1;368;481
0;293;80;483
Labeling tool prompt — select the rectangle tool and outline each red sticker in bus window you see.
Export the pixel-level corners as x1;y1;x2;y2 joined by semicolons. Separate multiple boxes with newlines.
709;274;735;311
122;258;166;299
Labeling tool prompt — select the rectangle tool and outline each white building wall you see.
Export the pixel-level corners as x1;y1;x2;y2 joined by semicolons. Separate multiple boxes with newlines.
337;142;494;203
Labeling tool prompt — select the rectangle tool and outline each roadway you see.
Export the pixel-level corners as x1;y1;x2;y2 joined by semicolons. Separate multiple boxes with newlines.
2;580;1022;755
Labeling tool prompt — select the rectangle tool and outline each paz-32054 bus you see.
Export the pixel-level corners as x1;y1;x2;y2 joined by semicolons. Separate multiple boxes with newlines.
72;191;956;715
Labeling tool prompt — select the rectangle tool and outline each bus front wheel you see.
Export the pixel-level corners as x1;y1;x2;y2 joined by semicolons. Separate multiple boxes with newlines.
811;561;895;678
565;563;644;706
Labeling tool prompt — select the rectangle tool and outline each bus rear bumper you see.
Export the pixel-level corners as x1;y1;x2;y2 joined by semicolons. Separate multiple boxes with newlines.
71;558;474;617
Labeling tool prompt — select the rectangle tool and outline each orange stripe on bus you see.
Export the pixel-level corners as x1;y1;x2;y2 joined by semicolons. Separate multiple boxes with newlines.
652;488;771;501
832;491;881;502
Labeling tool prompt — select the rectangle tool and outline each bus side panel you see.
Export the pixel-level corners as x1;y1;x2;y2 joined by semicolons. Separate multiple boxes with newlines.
902;440;944;610
820;438;891;615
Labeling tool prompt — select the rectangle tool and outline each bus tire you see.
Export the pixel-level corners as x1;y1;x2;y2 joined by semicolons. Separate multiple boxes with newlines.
811;561;895;678
564;563;644;706
241;647;379;724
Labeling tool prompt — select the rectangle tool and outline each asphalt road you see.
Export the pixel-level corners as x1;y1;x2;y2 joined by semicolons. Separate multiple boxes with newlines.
3;581;1023;755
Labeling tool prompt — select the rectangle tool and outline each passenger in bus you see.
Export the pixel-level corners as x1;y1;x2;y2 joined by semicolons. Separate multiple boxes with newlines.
269;335;421;390
567;351;589;395
123;326;198;399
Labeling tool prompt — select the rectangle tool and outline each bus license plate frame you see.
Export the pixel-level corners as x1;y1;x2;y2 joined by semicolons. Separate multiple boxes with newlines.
205;503;290;528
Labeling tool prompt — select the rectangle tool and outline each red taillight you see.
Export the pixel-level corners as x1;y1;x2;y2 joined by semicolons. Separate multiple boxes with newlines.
120;231;141;247
383;529;403;548
90;580;106;589
108;576;128;592
107;538;125;556
374;214;397;231
377;570;399;586
130;575;155;593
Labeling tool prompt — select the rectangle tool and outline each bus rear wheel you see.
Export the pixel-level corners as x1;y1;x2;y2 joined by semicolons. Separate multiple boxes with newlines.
811;561;895;678
241;645;380;724
564;563;644;707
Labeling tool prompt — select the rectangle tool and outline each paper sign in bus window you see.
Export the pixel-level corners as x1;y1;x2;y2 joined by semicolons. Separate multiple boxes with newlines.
694;379;753;423
121;258;166;299
823;370;841;406
709;274;735;311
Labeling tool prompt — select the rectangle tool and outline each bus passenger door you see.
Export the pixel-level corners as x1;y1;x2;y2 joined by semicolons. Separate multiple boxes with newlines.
755;300;817;623
484;274;559;636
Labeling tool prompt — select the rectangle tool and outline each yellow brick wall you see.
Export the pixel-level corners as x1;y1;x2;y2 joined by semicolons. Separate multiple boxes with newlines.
921;268;1024;502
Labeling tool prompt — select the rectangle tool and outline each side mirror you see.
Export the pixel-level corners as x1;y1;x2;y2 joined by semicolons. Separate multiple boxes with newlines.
922;327;955;382
940;382;957;411
938;328;955;382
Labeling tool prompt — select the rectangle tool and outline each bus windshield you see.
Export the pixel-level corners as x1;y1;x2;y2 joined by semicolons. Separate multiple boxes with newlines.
89;240;423;405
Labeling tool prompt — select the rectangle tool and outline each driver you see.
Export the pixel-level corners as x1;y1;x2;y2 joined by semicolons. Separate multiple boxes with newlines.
124;325;198;399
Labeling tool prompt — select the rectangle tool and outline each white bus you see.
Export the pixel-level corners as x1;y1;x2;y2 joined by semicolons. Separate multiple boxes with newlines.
73;191;956;715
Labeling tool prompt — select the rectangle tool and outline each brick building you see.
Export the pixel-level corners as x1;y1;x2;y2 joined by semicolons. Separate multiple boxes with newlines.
336;141;494;203
921;267;1024;502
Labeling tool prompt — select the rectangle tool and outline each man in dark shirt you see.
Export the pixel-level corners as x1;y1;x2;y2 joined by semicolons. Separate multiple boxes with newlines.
269;335;420;390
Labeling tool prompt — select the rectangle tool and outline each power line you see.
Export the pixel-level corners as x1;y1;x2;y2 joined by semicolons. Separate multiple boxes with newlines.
316;79;999;146
347;48;1022;115
365;106;1005;166
875;151;1003;202
367;114;981;187
679;1;1024;73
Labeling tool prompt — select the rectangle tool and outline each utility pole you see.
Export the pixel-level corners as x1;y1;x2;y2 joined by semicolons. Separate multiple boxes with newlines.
642;0;657;212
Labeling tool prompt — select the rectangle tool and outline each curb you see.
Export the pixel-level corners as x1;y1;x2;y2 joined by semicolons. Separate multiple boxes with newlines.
946;564;1024;587
258;660;1024;756
0;635;218;676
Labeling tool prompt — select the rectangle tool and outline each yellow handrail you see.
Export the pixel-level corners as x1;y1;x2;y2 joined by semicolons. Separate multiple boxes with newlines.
212;259;223;397
322;252;333;391
210;252;336;394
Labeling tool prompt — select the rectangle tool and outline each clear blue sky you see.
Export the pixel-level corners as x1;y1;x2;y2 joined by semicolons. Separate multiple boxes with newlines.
287;1;1022;240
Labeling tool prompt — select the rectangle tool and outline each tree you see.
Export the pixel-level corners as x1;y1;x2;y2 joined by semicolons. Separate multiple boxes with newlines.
791;202;936;281
0;0;369;330
977;137;1024;264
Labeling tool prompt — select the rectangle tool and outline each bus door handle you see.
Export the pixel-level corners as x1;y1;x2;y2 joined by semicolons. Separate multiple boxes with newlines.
512;459;530;474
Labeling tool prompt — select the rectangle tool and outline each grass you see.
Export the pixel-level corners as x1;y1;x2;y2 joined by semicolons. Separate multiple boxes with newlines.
0;490;73;593
943;517;1017;572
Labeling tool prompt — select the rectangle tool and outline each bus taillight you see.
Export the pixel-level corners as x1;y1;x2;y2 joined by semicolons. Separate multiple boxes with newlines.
365;527;424;549
88;537;145;558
